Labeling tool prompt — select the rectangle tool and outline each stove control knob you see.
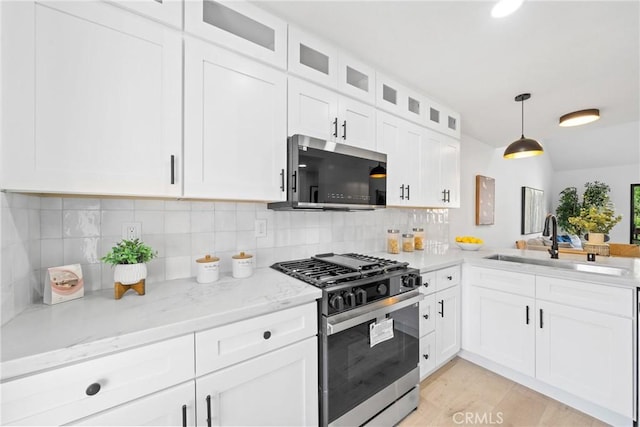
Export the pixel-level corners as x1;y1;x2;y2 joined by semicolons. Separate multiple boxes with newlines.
403;275;416;288
344;291;356;307
329;294;344;311
377;283;388;295
355;289;367;305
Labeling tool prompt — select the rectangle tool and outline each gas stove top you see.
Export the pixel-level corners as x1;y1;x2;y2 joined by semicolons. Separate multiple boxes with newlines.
271;253;409;288
272;253;421;316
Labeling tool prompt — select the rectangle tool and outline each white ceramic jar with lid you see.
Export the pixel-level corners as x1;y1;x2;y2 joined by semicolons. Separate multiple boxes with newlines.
196;255;220;283
232;252;254;278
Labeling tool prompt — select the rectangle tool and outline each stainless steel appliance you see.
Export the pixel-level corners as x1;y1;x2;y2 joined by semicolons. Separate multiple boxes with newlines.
271;253;423;426
267;135;387;211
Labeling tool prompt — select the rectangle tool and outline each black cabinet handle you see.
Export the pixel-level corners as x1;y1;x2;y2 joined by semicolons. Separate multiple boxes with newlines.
446;275;453;280
406;184;410;200
292;171;297;192
400;184;405;200
333;117;338;137
423;314;429;320
442;189;447;202
85;382;101;396
423;281;429;288
279;169;285;192
526;305;530;325
206;395;212;427
447;190;451;203
342;120;347;139
182;404;187;427
539;308;544;328
170;155;175;185
438;300;444;317
423;354;429;360
263;331;272;340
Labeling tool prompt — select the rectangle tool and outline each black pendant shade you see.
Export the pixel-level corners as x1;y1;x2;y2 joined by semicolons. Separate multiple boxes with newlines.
503;93;544;159
369;163;386;178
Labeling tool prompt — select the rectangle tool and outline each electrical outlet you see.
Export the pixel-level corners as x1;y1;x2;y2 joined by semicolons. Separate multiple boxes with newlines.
255;219;267;238
122;222;141;240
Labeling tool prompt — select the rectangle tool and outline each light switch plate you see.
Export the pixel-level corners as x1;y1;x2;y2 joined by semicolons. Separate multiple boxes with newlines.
254;219;267;238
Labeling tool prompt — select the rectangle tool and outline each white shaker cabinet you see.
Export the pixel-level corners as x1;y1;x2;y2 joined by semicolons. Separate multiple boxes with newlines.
288;77;376;150
184;0;287;69
72;382;196;426
434;282;461;365
184;37;287;201
423;128;460;208
0;1;182;197
106;0;183;28
196;337;318;427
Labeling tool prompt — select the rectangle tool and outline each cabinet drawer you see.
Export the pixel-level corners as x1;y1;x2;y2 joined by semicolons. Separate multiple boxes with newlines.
435;265;461;291
195;302;317;376
419;331;436;379
419;271;436;295
419;293;436;337
468;266;535;297
1;335;194;426
536;276;633;317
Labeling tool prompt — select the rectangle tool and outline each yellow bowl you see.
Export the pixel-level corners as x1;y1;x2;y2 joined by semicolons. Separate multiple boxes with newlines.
456;242;483;251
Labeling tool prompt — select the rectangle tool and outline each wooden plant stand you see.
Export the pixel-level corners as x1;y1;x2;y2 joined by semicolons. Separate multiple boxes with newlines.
114;279;145;300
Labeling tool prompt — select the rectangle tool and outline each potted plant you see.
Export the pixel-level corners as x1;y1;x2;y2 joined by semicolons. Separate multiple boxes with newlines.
555;187;582;235
568;200;622;244
101;238;157;298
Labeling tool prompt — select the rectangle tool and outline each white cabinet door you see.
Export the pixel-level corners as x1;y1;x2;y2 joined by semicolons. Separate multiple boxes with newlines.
72;382;196;426
422;128;460;208
435;285;461;365
1;1;182;197
419;332;436;380
419;293;436;338
184;37;286;201
288;77;339;142
536;300;633;418
105;0;183;28
440;137;460;207
337;53;376;104
288;27;339;88
184;0;287;69
468;287;535;377
196;337;318;427
337;97;376;151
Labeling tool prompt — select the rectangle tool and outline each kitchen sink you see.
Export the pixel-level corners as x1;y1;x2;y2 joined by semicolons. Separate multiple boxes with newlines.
484;254;630;277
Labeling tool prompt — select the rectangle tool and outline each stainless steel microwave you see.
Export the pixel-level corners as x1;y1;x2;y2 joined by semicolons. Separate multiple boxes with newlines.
268;135;387;211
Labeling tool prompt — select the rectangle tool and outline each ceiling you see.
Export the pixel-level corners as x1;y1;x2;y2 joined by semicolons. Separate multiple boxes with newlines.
254;0;640;170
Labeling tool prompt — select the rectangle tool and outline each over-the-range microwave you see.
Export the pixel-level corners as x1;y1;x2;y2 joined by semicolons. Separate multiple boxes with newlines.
268;135;387;211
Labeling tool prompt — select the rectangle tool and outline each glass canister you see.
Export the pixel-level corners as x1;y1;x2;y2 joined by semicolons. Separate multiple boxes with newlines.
413;228;425;250
402;233;415;252
387;229;400;254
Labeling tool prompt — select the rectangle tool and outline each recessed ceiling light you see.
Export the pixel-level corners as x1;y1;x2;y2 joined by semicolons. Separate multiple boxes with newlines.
558;109;600;127
491;0;524;18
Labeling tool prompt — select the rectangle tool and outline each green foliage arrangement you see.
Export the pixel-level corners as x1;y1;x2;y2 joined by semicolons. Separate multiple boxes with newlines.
581;181;610;210
101;239;157;265
555;187;582;235
568;203;622;234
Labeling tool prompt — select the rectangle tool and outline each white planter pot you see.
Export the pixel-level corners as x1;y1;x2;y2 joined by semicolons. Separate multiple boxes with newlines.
114;263;147;285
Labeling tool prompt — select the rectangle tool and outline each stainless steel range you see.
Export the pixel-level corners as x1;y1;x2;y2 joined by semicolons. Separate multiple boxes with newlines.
272;253;423;427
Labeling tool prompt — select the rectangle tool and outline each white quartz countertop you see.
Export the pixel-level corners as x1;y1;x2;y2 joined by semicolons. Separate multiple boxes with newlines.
0;268;321;381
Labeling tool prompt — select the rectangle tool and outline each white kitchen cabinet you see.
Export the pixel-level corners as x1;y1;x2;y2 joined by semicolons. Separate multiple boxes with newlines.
184;0;287;69
184;36;287;201
196;337;318;427
375;73;425;125
418;267;461;379
288;77;376;150
1;335;194;426
0;1;182;197
376;112;421;206
536;300;633;418
337;53;377;104
106;0;183;28
426;100;461;139
72;381;196;426
423;128;461;208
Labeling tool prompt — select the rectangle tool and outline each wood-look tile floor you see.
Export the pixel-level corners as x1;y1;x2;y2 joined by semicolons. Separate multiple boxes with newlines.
398;357;609;427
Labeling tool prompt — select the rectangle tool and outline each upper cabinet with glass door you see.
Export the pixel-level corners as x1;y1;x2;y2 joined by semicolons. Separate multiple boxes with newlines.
105;0;183;29
376;73;425;125
426;99;461;139
288;27;376;104
184;0;287;69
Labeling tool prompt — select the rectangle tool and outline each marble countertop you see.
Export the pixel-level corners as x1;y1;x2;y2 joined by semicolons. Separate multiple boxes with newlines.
0;268;321;381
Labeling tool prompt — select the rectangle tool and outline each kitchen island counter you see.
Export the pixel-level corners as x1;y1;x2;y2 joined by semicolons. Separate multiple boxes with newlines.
0;268;321;381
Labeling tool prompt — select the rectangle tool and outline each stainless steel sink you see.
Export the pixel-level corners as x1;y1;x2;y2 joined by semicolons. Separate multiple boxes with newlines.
484;254;630;277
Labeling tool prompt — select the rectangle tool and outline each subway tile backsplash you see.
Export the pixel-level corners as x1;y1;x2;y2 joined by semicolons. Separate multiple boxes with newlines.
0;193;449;325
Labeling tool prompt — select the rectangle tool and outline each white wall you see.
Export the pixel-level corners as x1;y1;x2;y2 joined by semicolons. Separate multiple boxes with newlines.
552;164;640;243
448;134;555;249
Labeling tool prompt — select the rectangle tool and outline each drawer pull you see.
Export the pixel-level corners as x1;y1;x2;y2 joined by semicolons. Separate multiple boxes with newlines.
423;281;429;288
85;382;101;396
423;353;429;360
263;331;272;340
206;395;212;427
423;314;429;320
182;404;187;427
446;275;453;280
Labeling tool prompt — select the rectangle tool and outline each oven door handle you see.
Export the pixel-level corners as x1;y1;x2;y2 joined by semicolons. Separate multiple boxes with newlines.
325;290;424;336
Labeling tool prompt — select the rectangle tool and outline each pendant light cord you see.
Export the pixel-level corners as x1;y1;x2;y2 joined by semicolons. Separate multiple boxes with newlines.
521;98;525;138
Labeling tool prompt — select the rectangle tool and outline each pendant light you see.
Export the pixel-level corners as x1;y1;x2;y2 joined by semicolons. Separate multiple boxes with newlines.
503;93;544;159
369;163;386;178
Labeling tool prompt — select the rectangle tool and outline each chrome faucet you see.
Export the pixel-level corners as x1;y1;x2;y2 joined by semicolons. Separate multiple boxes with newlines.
542;213;559;259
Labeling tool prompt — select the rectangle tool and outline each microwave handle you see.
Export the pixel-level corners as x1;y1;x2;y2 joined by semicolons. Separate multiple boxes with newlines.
325;291;423;336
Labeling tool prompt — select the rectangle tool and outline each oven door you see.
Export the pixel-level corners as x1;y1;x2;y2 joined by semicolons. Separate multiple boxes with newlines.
320;290;422;426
